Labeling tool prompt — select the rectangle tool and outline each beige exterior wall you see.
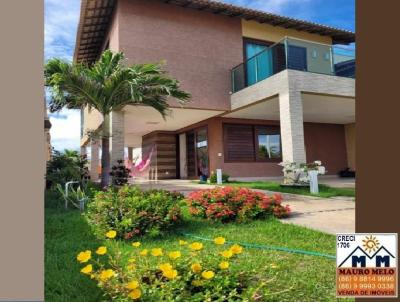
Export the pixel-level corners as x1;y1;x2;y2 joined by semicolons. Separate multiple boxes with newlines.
345;123;356;170
242;20;332;44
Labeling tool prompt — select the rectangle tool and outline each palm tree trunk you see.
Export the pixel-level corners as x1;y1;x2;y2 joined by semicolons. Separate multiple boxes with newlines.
100;114;111;188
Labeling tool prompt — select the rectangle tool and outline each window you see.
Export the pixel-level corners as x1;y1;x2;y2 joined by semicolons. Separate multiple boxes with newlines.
256;127;282;160
224;124;255;162
223;124;282;162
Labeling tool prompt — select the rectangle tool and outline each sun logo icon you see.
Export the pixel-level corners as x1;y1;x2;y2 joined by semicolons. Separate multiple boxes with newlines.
362;235;380;253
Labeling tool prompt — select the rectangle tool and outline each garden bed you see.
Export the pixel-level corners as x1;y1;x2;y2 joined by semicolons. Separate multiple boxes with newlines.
46;205;343;301
214;181;355;198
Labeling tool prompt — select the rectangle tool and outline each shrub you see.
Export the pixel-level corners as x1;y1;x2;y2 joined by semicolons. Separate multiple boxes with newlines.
186;186;290;223
77;235;254;301
46;149;90;188
86;186;184;239
110;159;131;186
208;171;230;184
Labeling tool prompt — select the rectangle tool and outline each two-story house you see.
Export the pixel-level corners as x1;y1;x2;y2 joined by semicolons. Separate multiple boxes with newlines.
76;0;355;180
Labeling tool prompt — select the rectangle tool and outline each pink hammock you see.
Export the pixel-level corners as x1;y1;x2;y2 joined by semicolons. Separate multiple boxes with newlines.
128;145;155;177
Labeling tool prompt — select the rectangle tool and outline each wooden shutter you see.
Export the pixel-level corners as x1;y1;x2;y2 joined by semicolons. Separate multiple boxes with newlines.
224;124;255;162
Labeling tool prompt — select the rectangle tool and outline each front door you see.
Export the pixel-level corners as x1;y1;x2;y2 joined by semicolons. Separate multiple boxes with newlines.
186;132;196;178
195;128;209;179
186;128;209;179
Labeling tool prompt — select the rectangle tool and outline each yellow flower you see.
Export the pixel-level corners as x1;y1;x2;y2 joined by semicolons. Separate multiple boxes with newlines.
128;289;142;300
230;244;243;255
221;250;233;258
159;263;173;272
192;280;203;286
189;242;203;251
214;236;226;245
126;263;136;270
99;269;115;281
151;248;163;257
126;280;140;290
77;250;91;263
191;263;202;273
80;264;93;274
132;242;141;248
139;249;148;256
201;270;215;280
270;263;279;269
168;251;181;260
219;261;229;270
163;269;178;280
179;240;188;245
105;230;117;239
95;246;107;255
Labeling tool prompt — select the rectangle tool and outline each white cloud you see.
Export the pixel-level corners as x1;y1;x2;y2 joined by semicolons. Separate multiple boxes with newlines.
45;0;81;151
49;109;81;151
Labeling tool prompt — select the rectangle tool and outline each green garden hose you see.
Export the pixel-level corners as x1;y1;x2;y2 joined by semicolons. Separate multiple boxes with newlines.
179;232;336;260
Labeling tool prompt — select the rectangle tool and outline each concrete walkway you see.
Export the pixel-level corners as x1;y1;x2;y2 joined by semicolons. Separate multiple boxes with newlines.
129;179;355;234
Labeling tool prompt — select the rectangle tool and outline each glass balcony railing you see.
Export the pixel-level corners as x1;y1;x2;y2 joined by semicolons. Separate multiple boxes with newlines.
231;37;355;93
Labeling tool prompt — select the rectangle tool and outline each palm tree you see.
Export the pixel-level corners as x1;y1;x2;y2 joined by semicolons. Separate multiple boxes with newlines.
45;50;190;188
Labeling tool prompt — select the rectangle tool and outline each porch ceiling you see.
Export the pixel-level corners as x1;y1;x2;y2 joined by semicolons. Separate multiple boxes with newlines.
123;105;224;146
224;93;355;124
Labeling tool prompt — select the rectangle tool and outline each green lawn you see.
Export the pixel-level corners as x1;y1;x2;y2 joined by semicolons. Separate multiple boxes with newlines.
45;205;352;301
199;181;355;198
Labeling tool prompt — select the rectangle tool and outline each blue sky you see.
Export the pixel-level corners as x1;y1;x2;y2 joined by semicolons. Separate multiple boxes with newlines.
45;0;355;151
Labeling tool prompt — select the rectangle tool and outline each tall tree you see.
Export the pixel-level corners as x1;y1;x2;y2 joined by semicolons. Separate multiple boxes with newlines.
45;50;190;187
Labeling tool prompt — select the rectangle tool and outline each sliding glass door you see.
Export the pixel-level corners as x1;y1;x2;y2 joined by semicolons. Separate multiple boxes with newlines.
245;41;273;86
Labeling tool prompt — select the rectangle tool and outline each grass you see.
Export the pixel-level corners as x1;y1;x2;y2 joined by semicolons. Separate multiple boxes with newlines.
198;181;355;198
46;202;352;301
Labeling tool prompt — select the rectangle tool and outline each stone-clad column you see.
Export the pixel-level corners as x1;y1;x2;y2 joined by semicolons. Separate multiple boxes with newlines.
110;110;125;167
279;90;306;163
90;139;100;181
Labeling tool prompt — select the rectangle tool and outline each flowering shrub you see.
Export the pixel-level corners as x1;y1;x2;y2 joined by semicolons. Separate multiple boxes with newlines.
86;186;184;239
77;233;251;300
279;160;326;185
186;186;290;222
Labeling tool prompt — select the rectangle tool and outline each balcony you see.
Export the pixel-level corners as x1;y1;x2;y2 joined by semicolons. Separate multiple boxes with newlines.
231;37;355;93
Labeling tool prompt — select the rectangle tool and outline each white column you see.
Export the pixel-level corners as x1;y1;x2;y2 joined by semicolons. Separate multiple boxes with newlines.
279;90;306;163
127;147;133;161
90;139;100;181
110;110;125;167
179;133;187;179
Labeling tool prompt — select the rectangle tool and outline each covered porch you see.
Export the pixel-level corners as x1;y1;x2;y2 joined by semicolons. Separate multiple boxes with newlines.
82;105;224;181
228;68;355;176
